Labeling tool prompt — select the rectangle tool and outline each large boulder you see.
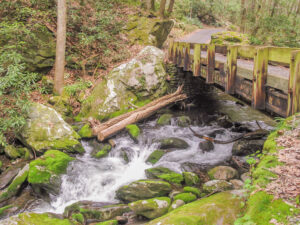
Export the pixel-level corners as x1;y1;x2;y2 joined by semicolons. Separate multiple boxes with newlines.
129;197;171;219
147;191;246;225
79;46;169;121
0;162;26;190
145;167;183;185
18;103;84;155
28;150;74;196
116;180;172;203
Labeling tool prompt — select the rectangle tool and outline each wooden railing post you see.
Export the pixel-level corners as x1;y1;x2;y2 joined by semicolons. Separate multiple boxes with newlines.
184;43;191;71
177;43;184;67
252;47;269;110
173;42;178;64
206;44;215;84
287;50;300;116
193;44;201;77
168;40;174;62
225;45;238;94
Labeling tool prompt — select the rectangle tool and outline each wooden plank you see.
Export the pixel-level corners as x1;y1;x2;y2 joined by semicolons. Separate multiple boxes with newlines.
184;43;191;71
252;47;269;110
269;47;299;65
287;50;300;116
225;45;238;94
206;44;215;84
237;45;256;59
177;43;184;67
168;40;174;62
193;44;201;77
172;42;178;64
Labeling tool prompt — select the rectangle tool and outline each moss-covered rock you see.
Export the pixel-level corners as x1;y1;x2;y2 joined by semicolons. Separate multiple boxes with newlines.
232;139;265;156
173;193;197;203
129;197;171;219
64;201;130;223
211;31;249;45
126;15;174;48
208;166;238;181
168;199;185;212
183;186;201;197
48;96;73;120
146;150;165;164
125;124;140;141
145;167;184;185
0;164;29;203
116;179;172;202
202;180;233;193
230;179;244;189
157;114;173;125
182;172;200;186
71;213;84;224
18;103;84;155
95;220;118;225
91;144;112;159
147;191;246;225
198;140;214;152
1;212;71;225
158;138;189;149
0;205;13;218
79;46;168;121
28;150;74;195
78;124;93;138
177;116;191;127
3;145;21;159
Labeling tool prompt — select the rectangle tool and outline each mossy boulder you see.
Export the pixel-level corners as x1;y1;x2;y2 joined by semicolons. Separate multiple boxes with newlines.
147;191;246;225
1;212;71;225
168;199;185;212
229;179;244;189
18;103;84;155
28;150;74;195
126;16;174;48
91;144;112;159
0;162;26;190
157;114;173;125
183;186;201;197
125;124;140;141
129;197;171;219
64;201;130;223
0;164;29;203
48;96;73;119
95;220;118;225
3;145;21;159
158;138;189;150
145;167;184;185
177;116;191;127
78;124;93;138
211;31;249;45
116;179;172;202
79;46;168;121
182;172;200;186
208;166;238;181
146;150;165;164
202;180;233;193
174;193;197;204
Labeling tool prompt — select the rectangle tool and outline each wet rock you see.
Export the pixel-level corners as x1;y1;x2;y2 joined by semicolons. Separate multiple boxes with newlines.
129;197;171;219
202;180;233;193
28;150;74;196
177;116;191;127
174;193;197;204
183;186;201;197
116;179;172;203
120;148;130;164
232;139;265;156
157;114;173;125
96;220;118;225
145;167;183;185
125;124;140;141
168;199;185;212
158;138;189;150
230;179;244;189
241;172;251;182
78;123;93;138
180;163;210;182
0;162;25;190
148;191;245;225
91;144;112;159
198;140;214;152
207;129;225;138
64;201;130;223
18;103;84;155
216;115;233;128
146;150;165;165
182;172;200;186
230;156;250;174
116;216;128;224
208;166;238;181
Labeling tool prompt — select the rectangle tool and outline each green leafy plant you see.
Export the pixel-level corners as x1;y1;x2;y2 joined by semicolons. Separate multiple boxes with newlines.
64;80;92;96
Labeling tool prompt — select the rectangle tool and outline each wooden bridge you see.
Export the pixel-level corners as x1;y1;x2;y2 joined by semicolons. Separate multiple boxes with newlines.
168;40;300;117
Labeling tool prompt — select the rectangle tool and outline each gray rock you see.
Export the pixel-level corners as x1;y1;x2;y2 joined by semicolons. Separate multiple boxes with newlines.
157;114;172;125
230;179;244;189
159;138;189;150
232;139;265;156
202;180;233;193
241;172;251;182
0;163;25;190
168;199;185;212
208;166;238;181
177;116;191;127
199;140;214;152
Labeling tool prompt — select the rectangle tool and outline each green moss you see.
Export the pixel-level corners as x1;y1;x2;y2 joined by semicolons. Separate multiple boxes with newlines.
93;144;112;159
71;213;84;223
10;212;72;225
78;124;93;138
183;187;201;197
235;191;299;225
28;150;74;184
4;145;21;159
0;160;2;169
177;116;191;127
158;173;184;185
157;114;173;125
95;220;118;225
126;124;140;139
146;150;165;164
174;193;197;203
182;172;200;186
0;205;13;216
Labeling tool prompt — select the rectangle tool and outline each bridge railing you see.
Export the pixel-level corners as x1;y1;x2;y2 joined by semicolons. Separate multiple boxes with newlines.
168;41;300;117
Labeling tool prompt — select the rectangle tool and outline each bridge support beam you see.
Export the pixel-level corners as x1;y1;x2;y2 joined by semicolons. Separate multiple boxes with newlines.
226;46;238;94
177;43;184;67
252;47;269;110
206;45;215;84
287;50;300;116
193;44;201;77
184;43;191;71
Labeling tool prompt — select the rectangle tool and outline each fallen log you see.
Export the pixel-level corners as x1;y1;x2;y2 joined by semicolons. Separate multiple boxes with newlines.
95;86;187;141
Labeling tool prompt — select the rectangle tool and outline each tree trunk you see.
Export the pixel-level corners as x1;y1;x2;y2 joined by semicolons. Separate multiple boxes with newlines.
240;0;246;32
54;0;67;95
147;0;155;11
167;0;175;14
159;0;167;18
